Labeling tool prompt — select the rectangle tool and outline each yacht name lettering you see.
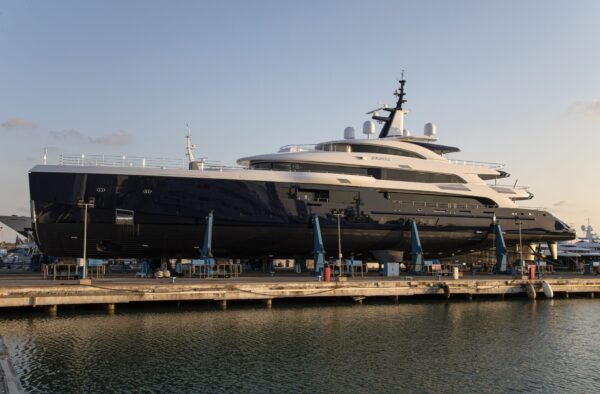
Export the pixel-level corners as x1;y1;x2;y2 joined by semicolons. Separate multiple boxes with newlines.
370;156;390;161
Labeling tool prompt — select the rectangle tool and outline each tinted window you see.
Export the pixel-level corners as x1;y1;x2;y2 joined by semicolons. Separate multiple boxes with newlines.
250;161;368;176
382;192;497;208
369;168;465;183
316;143;423;158
297;189;329;202
349;144;424;158
250;161;464;183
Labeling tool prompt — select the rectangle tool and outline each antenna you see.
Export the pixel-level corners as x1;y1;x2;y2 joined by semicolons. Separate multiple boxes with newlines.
394;70;407;110
185;124;196;163
377;72;408;138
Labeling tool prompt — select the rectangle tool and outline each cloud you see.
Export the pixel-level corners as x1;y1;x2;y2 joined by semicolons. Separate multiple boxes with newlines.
1;118;37;130
50;129;132;146
50;129;87;141
91;130;131;146
570;100;600;123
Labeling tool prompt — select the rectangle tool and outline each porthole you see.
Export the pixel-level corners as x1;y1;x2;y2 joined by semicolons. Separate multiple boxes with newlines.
143;189;153;194
96;187;106;193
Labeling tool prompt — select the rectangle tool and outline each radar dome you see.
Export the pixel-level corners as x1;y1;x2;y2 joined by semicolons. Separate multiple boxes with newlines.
362;121;375;136
344;127;356;140
424;122;437;137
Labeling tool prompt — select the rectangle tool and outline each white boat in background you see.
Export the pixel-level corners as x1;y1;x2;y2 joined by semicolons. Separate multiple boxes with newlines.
542;221;600;269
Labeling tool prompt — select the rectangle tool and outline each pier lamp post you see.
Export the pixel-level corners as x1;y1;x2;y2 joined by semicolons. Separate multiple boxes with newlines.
332;212;344;277
515;220;523;276
77;197;95;279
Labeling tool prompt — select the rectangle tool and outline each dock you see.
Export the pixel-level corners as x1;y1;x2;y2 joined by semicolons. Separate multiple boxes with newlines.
1;274;600;310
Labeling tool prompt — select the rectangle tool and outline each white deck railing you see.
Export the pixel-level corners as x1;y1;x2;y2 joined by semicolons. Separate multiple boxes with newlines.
55;154;241;171
448;159;505;170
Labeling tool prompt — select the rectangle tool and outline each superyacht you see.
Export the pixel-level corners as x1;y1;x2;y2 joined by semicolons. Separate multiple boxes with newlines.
28;78;576;260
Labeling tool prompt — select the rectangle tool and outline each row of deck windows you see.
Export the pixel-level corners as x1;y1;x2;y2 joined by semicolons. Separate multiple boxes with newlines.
250;161;466;184
315;143;424;159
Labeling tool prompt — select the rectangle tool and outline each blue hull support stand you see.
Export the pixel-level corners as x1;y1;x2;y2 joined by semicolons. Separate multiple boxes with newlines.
494;222;508;274
312;215;325;276
409;219;424;273
200;210;215;278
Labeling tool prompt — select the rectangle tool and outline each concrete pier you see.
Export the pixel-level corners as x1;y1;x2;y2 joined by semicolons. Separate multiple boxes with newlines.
1;275;600;310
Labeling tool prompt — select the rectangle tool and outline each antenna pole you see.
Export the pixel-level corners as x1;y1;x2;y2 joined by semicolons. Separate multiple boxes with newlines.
395;70;407;110
185;124;196;163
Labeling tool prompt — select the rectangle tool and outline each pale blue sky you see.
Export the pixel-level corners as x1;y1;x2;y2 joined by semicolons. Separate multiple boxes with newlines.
1;0;600;241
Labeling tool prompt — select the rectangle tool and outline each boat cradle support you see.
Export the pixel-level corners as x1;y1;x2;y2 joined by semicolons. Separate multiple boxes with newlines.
409;219;424;273
197;210;216;278
495;222;508;273
312;215;325;276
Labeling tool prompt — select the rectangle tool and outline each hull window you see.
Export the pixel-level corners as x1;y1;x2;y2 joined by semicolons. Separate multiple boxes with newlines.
115;209;134;225
297;189;329;203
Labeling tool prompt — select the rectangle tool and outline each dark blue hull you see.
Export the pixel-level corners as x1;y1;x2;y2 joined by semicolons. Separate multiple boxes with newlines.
28;170;575;259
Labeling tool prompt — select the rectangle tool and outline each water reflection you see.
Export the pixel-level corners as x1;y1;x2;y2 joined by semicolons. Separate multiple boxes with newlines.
1;299;600;393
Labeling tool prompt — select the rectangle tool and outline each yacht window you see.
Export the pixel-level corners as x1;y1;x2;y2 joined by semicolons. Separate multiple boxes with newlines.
115;209;134;225
315;144;351;152
297;189;329;203
315;143;424;158
272;162;292;171
349;144;424;159
249;161;369;176
381;192;497;208
369;168;466;183
249;161;463;183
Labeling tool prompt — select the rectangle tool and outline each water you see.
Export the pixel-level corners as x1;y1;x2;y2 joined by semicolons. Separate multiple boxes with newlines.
1;299;600;393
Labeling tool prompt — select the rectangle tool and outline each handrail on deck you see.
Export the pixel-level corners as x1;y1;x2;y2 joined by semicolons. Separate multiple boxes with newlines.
53;153;242;171
448;159;505;169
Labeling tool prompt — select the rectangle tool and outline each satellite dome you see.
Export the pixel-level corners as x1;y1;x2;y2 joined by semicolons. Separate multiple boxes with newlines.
424;122;437;137
362;121;375;136
344;127;356;140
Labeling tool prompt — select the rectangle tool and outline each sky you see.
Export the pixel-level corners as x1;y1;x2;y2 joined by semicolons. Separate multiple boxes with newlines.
1;0;600;242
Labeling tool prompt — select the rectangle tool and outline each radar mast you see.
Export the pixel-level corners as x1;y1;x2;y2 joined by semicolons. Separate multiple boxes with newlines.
375;71;408;138
185;124;196;163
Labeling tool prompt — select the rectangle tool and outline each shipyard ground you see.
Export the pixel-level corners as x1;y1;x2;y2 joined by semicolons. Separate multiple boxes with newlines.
1;271;600;311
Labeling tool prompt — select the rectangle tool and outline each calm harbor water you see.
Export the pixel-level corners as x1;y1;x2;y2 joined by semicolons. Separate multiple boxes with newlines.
1;299;600;393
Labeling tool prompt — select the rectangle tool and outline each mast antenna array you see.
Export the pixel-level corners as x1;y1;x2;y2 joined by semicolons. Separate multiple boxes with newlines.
394;70;407;110
185;124;196;163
